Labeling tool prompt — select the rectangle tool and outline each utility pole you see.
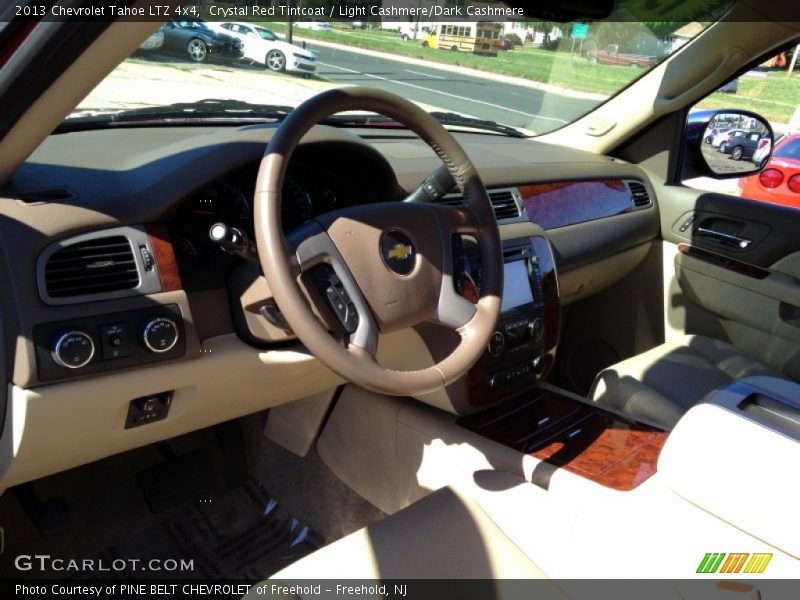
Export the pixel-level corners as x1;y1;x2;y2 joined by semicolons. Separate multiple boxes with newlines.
413;0;422;41
286;0;295;44
787;43;799;78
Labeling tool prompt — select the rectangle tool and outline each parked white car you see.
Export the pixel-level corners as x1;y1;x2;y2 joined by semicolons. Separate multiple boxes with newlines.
295;21;332;31
399;24;430;41
210;22;316;75
712;128;747;149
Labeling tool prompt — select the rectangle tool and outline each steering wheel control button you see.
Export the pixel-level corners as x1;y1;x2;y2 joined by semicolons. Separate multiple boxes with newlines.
343;302;359;332
488;331;505;357
380;230;416;276
52;330;95;369
311;264;359;333
141;317;179;353
99;323;129;360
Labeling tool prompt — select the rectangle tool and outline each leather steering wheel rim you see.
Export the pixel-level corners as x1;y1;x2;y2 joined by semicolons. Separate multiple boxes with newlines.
254;87;502;396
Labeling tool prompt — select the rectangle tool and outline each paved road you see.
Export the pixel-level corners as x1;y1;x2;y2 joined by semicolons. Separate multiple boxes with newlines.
701;143;759;176
307;44;598;134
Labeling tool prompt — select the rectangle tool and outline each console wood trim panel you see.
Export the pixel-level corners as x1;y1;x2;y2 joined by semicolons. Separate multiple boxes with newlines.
458;388;667;491
531;424;666;491
147;223;182;292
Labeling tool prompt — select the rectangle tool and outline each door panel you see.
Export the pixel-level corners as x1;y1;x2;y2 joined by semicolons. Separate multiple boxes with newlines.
675;247;800;345
660;185;800;266
656;181;800;379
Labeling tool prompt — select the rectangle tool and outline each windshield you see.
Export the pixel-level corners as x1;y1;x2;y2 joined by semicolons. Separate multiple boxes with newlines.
174;19;209;31
256;28;278;41
71;2;734;136
774;138;800;160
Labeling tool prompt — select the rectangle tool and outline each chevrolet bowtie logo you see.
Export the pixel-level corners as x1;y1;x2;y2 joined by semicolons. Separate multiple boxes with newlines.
387;243;413;261
380;231;415;275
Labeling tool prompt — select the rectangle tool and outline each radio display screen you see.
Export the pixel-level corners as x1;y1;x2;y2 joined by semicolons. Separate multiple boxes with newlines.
501;260;534;311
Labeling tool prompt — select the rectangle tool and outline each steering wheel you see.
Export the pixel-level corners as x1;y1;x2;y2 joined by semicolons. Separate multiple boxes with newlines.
254;87;502;396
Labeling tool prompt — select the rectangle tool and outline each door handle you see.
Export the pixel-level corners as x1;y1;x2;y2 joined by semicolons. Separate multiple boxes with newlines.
695;227;753;249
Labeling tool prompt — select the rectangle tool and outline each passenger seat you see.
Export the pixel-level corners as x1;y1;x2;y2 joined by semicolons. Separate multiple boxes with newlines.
247;487;566;598
590;334;788;429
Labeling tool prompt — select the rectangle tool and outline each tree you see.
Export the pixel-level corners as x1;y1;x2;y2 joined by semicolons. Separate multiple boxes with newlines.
533;21;557;45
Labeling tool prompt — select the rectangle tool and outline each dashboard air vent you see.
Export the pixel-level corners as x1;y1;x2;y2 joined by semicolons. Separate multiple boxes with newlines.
436;187;523;222
489;189;521;220
628;181;652;208
44;235;139;298
436;195;462;207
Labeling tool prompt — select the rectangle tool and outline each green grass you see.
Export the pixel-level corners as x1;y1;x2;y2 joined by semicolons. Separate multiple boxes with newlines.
260;23;800;124
261;23;640;96
699;76;800;125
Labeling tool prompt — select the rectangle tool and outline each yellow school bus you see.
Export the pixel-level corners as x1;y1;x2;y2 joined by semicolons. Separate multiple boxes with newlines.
422;22;502;56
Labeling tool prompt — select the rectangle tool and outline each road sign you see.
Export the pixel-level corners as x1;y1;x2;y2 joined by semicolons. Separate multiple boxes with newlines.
572;23;589;39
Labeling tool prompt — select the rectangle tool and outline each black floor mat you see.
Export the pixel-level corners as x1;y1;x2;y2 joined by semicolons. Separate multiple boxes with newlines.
136;449;218;513
3;472;323;580
159;477;323;580
0;420;381;582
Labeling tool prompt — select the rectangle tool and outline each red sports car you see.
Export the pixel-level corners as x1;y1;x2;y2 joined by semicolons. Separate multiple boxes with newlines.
738;133;800;207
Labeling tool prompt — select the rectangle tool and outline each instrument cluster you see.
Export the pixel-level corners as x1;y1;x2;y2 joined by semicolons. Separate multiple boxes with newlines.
167;166;355;290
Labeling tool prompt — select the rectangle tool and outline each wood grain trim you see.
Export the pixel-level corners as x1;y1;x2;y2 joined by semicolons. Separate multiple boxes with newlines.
519;179;633;230
532;235;560;375
531;425;667;491
146;223;182;292
677;243;770;280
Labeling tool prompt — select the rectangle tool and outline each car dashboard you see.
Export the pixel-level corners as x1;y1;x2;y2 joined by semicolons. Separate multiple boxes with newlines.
0;122;659;489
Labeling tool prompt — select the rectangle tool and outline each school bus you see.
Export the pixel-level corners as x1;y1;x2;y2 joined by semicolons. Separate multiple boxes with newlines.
422;22;502;56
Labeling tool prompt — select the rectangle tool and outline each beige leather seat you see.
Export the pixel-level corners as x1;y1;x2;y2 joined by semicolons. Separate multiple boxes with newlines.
248;487;566;599
590;334;788;429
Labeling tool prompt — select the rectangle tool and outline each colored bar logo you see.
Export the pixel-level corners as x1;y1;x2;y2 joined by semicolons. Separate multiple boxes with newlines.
697;552;772;574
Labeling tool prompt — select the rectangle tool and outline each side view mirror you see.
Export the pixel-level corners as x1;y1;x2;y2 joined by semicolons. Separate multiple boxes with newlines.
685;109;774;180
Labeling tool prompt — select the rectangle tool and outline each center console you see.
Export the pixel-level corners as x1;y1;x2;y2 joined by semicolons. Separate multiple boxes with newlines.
459;383;667;491
449;234;668;492
456;235;560;408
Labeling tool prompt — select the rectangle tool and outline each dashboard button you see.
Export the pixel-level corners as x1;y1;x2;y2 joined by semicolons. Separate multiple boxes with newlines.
530;318;544;343
52;330;95;369
141;317;179;353
99;323;129;360
488;331;505;357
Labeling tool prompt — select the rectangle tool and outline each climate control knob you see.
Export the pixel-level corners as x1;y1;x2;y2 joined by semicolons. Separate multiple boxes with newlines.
488;331;505;357
52;330;95;369
141;317;179;353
